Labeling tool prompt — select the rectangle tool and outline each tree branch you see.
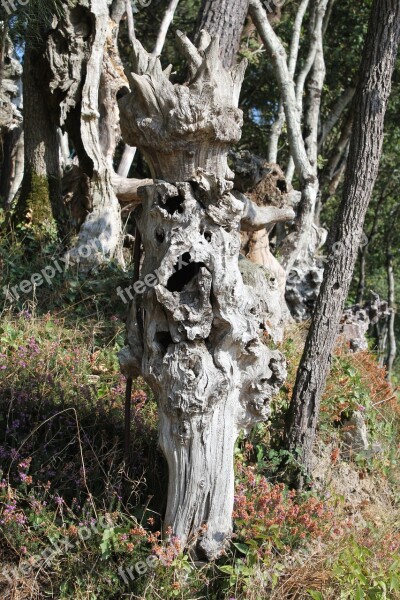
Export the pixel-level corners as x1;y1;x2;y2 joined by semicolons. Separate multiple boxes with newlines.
249;0;314;184
152;0;180;57
268;0;310;163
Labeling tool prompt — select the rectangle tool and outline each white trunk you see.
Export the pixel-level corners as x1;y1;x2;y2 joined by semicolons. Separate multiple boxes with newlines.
45;0;134;265
386;253;397;381
250;0;329;320
152;0;180;57
67;0;123;265
119;34;290;559
117;144;137;177
268;0;310;164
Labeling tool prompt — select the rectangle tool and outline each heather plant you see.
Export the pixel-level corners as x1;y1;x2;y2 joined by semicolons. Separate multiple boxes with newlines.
0;285;399;598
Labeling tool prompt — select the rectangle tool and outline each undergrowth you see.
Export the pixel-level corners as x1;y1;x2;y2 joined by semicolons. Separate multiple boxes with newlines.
0;229;399;599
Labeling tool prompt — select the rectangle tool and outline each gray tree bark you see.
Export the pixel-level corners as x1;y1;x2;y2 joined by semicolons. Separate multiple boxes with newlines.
196;0;249;68
118;33;292;559
14;45;61;238
44;0;140;265
0;34;23;209
284;0;400;488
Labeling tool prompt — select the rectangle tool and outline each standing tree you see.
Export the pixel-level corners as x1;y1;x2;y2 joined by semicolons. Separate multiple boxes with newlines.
118;31;294;558
284;0;400;487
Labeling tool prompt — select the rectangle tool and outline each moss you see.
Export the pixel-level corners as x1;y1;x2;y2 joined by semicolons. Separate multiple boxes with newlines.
13;171;58;242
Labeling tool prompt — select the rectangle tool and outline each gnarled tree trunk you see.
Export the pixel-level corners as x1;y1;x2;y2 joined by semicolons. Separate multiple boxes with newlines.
44;0;144;266
0;35;23;210
119;33;292;559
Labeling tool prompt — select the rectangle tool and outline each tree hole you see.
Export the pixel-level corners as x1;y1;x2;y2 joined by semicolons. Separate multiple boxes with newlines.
166;253;207;293
160;193;184;215
155;331;173;353
155;227;165;244
276;179;287;193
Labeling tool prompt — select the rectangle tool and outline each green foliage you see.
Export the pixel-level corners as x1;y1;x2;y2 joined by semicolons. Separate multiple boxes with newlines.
7;0;65;48
327;536;400;599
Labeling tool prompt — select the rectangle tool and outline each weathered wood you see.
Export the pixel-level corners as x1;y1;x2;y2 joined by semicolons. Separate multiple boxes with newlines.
230;151;296;300
45;0;129;265
119;34;289;558
250;0;329;323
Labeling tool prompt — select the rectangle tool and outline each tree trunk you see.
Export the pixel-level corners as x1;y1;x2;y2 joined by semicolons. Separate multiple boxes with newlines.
14;46;61;239
250;0;329;323
0;126;24;208
284;0;400;488
230;151;296;300
152;0;180;56
0;34;23;209
196;0;249;68
386;253;397;381
119;34;290;559
45;0;130;265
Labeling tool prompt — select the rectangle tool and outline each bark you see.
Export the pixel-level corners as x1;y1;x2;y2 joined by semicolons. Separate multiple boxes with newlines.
45;0;132;264
119;35;290;559
69;0;124;264
15;45;61;239
284;0;400;488
384;204;399;381
386;251;396;381
0;126;24;208
231;151;295;298
152;0;180;56
117;0;179;179
377;319;389;368
285;0;328;185
0;35;23;208
117;144;137;177
250;0;328;271
268;0;310;164
0;34;22;133
196;0;249;68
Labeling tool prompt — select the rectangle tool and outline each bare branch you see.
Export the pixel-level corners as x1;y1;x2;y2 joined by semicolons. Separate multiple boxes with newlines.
236;191;295;231
318;86;356;150
249;0;314;184
112;172;153;203
152;0;180;57
268;0;310;163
